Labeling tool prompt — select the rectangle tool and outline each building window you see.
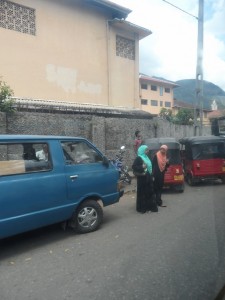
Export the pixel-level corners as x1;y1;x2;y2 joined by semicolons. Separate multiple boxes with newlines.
160;86;163;96
116;35;135;60
0;0;36;35
151;85;157;91
160;101;163;107
165;101;171;108
151;100;158;106
165;87;170;93
141;83;148;90
141;99;148;105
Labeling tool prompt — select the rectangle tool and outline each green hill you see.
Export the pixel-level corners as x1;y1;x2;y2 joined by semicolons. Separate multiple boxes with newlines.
174;79;225;110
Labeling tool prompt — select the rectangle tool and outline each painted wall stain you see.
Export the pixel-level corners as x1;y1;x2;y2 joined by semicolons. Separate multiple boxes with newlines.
46;64;101;95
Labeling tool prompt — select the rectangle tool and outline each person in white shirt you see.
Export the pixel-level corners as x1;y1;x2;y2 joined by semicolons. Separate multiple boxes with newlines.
36;144;49;161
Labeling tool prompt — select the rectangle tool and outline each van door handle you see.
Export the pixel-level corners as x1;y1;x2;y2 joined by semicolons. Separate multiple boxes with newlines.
70;175;78;180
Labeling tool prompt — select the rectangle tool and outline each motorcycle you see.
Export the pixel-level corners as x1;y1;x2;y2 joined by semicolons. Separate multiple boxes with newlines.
111;146;132;184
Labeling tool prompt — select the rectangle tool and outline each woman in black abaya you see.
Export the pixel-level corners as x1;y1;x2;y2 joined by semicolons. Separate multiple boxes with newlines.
132;145;158;213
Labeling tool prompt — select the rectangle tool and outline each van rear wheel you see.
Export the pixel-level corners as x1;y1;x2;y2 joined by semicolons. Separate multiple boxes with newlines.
74;200;103;234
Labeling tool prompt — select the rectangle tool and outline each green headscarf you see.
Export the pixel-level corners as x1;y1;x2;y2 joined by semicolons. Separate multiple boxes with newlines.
137;145;152;174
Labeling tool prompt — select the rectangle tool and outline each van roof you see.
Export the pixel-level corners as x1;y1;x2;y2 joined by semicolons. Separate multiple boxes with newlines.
0;134;87;142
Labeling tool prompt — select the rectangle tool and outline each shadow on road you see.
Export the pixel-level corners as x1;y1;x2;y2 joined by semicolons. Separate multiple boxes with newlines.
0;224;76;260
0;208;125;260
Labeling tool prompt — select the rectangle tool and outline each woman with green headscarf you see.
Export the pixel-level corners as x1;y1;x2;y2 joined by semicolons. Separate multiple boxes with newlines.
132;145;158;213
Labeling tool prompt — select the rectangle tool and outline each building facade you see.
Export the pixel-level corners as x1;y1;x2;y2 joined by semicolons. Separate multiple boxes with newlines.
0;0;151;108
139;74;178;115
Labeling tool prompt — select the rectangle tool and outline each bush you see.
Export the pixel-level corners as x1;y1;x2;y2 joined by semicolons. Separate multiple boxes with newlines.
159;108;172;121
0;79;15;113
172;108;194;125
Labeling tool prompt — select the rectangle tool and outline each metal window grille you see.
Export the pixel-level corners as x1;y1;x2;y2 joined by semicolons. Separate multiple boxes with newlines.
0;0;36;35
116;35;135;60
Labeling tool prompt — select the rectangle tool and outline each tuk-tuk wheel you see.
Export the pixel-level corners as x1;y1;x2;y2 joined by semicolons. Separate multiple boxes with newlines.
221;177;225;184
187;174;194;186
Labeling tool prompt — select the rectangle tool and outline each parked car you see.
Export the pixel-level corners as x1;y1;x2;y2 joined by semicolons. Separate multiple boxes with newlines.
0;135;123;239
145;137;184;193
179;135;225;185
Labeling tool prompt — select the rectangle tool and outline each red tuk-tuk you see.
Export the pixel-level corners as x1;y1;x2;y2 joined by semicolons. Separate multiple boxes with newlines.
179;136;225;185
145;138;184;193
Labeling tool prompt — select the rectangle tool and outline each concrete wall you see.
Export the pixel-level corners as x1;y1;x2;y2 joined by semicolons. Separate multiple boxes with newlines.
0;110;211;168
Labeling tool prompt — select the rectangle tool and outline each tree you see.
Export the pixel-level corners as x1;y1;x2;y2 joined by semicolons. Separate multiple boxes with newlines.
159;108;172;121
173;108;194;125
0;79;15;113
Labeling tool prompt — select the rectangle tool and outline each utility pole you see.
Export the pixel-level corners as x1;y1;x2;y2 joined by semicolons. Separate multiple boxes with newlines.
162;0;204;135
194;0;204;136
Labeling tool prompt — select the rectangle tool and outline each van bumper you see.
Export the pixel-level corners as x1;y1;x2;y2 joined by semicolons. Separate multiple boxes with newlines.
118;180;124;197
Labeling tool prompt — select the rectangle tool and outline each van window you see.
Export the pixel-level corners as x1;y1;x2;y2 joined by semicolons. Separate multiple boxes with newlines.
61;141;103;165
0;143;52;176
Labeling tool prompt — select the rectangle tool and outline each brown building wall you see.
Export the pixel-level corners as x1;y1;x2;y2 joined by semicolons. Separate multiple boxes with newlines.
0;0;141;108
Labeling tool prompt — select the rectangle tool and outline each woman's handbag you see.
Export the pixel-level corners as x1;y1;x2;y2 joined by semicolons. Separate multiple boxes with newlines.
133;170;146;177
132;157;147;177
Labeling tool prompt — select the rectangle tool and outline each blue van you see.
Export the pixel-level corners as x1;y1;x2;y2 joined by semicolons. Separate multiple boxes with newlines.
0;135;123;239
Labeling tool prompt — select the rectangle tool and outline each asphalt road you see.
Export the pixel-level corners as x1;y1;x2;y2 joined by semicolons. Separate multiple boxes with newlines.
0;180;225;300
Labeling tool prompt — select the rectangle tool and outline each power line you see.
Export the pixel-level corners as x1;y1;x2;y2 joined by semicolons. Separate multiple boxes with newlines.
162;0;198;20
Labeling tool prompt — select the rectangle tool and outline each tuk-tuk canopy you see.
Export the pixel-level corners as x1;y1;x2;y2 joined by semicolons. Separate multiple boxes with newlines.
179;135;225;146
145;137;180;150
179;136;225;160
145;138;181;164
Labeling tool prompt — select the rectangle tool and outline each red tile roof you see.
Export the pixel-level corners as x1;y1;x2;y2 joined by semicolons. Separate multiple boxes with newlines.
208;110;225;119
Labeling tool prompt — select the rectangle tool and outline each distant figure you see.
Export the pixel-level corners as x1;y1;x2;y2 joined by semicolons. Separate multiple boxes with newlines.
36;144;49;161
133;130;143;154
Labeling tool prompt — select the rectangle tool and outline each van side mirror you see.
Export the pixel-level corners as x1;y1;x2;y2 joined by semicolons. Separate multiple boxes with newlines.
102;156;109;167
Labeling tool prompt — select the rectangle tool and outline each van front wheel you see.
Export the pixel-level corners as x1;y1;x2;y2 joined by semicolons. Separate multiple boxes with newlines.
75;200;103;234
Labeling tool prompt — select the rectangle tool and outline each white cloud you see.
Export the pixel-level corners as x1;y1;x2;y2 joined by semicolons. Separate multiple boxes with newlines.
112;0;225;90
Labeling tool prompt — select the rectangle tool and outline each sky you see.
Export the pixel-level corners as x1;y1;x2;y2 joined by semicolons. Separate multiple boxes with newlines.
111;0;225;91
